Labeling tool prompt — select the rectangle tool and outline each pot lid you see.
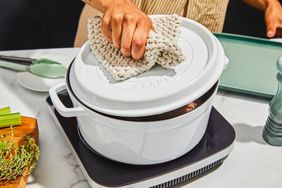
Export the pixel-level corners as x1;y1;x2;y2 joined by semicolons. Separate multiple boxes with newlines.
69;16;226;117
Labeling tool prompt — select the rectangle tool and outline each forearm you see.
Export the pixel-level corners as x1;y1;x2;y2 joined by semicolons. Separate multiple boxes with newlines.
243;0;277;11
82;0;132;13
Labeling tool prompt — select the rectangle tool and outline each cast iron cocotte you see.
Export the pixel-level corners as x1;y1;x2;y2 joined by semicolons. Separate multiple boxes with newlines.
49;15;228;165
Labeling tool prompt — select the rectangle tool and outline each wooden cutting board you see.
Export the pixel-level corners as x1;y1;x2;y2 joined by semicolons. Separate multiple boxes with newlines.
0;116;39;188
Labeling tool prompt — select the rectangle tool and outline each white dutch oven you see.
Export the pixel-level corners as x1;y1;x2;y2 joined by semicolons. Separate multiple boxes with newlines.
49;16;228;165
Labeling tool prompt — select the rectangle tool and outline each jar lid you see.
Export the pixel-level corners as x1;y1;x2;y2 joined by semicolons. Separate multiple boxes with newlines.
69;16;226;117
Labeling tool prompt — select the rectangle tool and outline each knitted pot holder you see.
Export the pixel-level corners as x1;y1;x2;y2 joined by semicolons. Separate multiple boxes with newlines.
88;14;184;81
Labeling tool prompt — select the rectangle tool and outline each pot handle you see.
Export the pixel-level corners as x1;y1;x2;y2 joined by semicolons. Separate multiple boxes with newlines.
49;82;85;117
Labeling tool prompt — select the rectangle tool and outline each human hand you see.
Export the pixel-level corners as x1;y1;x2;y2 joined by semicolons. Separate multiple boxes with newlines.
101;0;153;59
265;0;282;38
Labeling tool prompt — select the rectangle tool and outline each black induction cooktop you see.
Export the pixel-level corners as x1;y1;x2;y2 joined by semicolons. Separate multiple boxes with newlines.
46;90;235;188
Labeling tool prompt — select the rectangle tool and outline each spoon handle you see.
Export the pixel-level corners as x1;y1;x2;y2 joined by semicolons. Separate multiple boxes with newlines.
0;55;35;66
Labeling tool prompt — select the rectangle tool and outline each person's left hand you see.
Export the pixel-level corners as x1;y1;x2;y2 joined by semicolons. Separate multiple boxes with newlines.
265;0;282;38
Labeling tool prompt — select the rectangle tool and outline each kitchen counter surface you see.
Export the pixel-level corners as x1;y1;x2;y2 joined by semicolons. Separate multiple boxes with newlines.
0;48;281;188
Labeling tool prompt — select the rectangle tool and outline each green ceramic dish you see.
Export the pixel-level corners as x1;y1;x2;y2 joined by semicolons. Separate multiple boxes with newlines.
214;33;282;99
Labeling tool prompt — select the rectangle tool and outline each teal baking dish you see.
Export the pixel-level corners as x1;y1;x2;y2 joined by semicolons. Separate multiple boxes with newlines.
214;33;282;99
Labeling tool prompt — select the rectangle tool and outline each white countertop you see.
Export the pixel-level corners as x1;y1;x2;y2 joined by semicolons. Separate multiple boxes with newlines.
0;48;281;188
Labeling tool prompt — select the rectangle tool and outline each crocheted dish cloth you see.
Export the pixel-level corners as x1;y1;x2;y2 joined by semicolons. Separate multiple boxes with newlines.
88;15;184;81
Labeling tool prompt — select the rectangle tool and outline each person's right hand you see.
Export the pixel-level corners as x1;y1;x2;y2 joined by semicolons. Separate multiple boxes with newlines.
101;0;153;59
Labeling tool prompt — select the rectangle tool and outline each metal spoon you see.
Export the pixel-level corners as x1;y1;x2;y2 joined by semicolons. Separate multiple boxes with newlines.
0;55;66;79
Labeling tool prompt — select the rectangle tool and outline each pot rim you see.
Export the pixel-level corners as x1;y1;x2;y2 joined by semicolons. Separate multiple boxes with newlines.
66;60;218;122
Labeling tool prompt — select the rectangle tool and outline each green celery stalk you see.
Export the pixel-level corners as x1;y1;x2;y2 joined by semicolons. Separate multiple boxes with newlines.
0;112;22;128
0;107;11;115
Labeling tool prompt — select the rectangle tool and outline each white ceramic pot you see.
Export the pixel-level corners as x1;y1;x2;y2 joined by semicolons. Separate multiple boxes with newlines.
50;80;218;165
49;16;228;165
